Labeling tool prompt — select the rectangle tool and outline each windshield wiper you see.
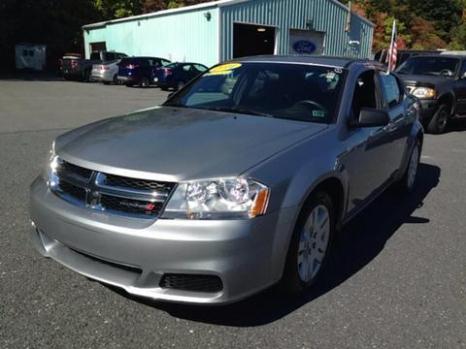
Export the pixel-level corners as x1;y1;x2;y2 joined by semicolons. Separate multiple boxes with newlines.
208;106;276;118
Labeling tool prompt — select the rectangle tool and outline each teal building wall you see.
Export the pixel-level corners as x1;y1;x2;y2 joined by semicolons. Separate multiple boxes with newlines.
83;0;374;66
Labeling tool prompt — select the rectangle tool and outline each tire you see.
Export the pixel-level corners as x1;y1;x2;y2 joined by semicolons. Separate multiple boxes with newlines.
140;77;150;88
397;139;421;193
280;191;335;295
82;70;91;82
427;104;449;134
113;74;119;85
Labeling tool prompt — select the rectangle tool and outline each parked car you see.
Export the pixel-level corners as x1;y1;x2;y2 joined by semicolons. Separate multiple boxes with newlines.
63;51;127;82
91;60;121;85
396;55;466;134
59;53;81;76
374;49;440;68
154;62;208;90
30;56;423;305
117;57;171;87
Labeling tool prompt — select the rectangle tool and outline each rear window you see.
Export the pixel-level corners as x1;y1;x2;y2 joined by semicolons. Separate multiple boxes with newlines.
119;58;141;66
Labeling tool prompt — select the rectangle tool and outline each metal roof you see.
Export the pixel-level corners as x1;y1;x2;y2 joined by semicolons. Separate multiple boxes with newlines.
82;0;374;30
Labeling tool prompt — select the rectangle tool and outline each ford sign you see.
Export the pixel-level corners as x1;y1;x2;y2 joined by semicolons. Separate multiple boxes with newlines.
293;40;317;54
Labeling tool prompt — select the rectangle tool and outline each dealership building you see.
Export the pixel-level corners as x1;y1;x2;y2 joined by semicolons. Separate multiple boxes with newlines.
82;0;374;67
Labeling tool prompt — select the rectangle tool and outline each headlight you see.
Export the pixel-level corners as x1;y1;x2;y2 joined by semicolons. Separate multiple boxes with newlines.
411;87;436;99
162;177;270;220
43;141;60;189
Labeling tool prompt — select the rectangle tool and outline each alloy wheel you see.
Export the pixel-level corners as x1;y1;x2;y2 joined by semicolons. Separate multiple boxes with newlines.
297;204;331;283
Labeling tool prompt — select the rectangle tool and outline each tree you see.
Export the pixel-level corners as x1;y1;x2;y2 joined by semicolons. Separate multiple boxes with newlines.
95;0;143;19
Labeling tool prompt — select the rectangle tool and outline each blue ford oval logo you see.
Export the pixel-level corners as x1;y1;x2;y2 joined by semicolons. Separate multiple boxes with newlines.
293;40;316;54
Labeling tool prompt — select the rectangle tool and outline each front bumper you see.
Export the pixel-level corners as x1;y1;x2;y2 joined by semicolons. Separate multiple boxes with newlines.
418;99;439;121
30;177;293;304
117;75;139;84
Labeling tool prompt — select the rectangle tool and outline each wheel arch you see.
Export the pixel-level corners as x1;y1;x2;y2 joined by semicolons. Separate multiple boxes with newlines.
438;92;456;115
274;175;346;283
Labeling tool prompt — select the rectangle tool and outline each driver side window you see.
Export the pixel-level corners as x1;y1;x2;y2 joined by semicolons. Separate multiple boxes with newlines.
351;70;378;120
461;60;466;79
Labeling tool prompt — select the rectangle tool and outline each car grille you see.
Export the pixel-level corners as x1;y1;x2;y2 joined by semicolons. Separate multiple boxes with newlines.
159;274;223;293
52;159;176;219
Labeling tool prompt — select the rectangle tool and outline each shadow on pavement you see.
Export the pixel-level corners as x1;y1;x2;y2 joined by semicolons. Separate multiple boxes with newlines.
109;163;441;326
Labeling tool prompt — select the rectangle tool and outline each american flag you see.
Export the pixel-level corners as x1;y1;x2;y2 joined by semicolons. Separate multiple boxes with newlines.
387;20;398;72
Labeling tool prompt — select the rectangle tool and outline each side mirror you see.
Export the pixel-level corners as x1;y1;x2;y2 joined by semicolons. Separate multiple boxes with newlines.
351;108;390;128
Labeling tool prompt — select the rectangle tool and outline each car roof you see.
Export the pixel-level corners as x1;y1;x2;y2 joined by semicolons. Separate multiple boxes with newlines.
172;62;206;66
123;56;167;60
232;55;380;69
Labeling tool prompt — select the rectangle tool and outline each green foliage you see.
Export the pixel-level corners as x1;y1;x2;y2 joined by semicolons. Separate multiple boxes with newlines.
450;23;466;50
342;0;465;50
95;0;143;19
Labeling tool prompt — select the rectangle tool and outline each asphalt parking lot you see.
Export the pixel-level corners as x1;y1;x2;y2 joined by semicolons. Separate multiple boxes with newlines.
1;78;465;349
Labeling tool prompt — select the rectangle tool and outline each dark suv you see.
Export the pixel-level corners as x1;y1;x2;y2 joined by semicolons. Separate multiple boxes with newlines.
117;57;171;87
396;55;466;133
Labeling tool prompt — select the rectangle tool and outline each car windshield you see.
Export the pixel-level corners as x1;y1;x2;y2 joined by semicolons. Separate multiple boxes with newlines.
396;57;460;77
164;62;346;123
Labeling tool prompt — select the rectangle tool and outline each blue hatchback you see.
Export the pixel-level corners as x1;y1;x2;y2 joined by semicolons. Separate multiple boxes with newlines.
117;57;171;87
154;62;208;90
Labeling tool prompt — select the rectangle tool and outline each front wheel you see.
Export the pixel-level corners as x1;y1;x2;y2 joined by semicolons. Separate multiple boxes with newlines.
140;77;150;88
427;104;449;134
281;191;335;294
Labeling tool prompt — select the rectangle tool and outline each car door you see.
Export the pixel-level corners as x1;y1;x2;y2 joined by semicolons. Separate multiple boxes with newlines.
377;72;408;172
454;59;466;115
340;69;394;214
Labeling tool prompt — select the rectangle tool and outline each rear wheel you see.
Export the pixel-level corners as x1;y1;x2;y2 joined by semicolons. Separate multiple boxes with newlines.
427;104;449;134
281;191;335;294
140;77;150;88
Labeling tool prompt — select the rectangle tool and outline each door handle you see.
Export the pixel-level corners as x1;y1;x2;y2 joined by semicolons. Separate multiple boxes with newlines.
384;123;397;133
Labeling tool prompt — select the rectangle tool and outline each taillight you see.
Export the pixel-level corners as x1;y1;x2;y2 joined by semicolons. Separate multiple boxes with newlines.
163;68;173;76
71;60;78;67
102;66;110;71
127;64;139;69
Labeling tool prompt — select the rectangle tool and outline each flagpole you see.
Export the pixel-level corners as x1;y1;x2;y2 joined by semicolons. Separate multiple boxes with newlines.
387;19;396;74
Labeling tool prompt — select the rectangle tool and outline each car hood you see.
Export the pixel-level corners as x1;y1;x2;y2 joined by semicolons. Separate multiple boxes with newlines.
57;106;327;182
397;74;450;88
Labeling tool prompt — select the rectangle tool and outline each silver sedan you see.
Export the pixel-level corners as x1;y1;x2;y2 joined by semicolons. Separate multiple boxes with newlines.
91;60;120;84
30;56;423;304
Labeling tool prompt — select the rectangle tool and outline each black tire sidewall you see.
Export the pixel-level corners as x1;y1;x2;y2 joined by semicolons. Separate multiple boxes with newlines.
281;191;335;294
427;104;449;134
